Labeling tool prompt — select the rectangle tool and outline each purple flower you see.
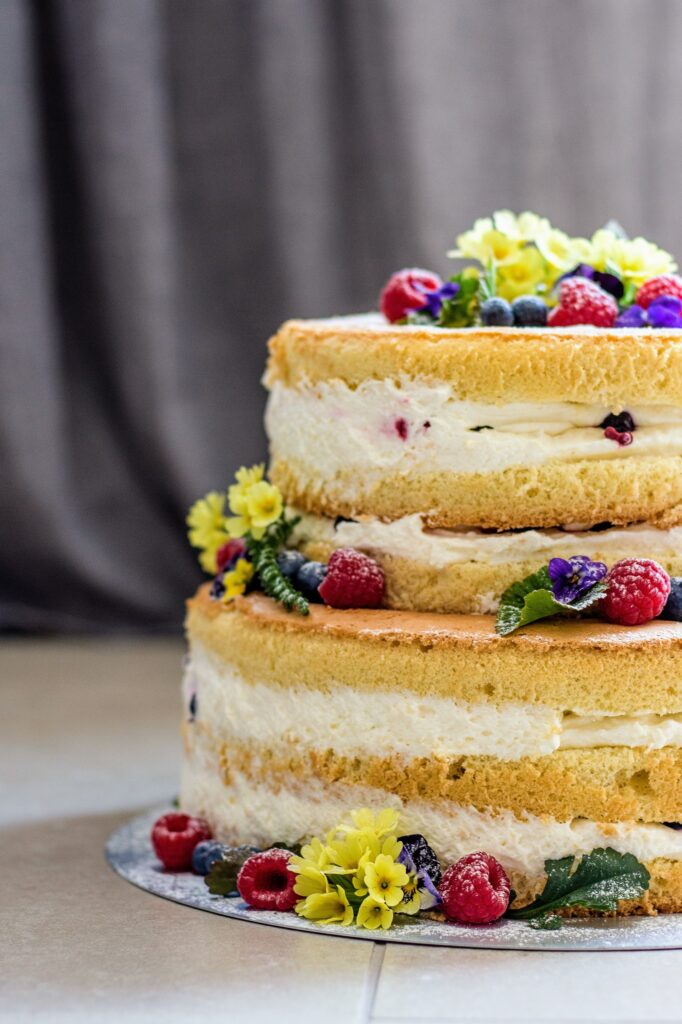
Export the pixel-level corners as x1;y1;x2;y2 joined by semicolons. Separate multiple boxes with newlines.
417;280;460;318
616;296;682;329
398;847;442;909
548;555;608;604
615;304;647;328
559;264;624;300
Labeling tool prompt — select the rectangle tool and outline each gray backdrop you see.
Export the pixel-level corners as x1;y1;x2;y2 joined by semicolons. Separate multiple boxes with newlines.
3;0;682;632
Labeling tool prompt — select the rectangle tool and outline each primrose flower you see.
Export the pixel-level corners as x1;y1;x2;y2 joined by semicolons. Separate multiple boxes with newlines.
296;886;354;926
245;481;283;539
186;491;231;573
356;895;393;931
292;863;329;900
298;836;330;869
222;557;254;601
590;231;676;286
496;246;548;302
363;853;409;907
327;832;376;875
346;807;401;838
548;555;607;604
225;464;282;540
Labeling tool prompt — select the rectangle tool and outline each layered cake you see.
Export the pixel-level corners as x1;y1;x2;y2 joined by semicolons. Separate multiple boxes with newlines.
179;212;682;924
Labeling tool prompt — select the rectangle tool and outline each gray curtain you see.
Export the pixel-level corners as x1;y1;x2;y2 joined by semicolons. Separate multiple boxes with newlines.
3;0;682;632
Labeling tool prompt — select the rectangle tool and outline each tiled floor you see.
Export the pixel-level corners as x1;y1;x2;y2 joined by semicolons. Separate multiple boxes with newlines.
2;639;681;1023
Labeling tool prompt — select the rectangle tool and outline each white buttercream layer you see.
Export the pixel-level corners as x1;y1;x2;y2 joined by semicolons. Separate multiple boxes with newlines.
180;760;682;876
292;512;682;569
265;378;682;482
186;641;682;759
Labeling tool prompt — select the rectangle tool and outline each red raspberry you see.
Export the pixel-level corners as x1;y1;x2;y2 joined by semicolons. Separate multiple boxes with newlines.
600;558;671;626
547;277;618;328
603;425;633;447
380;268;441;323
439;852;510;924
237;849;297;911
151;812;212;870
318;547;385;609
635;274;682;309
216;538;246;571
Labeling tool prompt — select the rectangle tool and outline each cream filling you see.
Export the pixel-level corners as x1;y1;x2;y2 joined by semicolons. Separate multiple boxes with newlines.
187;642;682;759
265;377;682;482
180;760;682;876
291;512;682;570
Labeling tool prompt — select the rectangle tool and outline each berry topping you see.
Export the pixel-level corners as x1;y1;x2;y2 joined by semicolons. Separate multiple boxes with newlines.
237;849;298;911
548;277;618;328
216;538;247;572
318;548;385;609
438;852;510;924
295;560;328;601
394;417;409;440
604;425;633;447
600;411;636;433
511;295;548;327
192;839;228;875
380;268;442;324
480;297;513;327
151;812;212;871
662;577;682;621
398;834;442;886
635;274;682;309
600;558;671;626
276;550;307;579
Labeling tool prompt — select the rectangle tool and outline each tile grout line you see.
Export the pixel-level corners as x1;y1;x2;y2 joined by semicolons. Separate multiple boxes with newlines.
360;940;386;1023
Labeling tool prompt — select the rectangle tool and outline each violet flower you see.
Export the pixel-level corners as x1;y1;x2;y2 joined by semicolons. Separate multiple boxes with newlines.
417;280;460;318
559;264;624;300
616;296;682;329
548;555;608;604
615;304;647;328
398;847;442;910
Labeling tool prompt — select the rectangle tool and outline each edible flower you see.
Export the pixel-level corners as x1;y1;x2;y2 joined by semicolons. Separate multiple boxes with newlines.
356;896;393;931
296;886;354;926
416;280;460;318
186;491;231;573
363;854;410;907
226;464;283;540
221;557;254;601
548;555;608;604
616;296;682;329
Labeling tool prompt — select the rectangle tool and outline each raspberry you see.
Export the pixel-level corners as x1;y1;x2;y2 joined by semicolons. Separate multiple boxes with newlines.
380;268;441;323
600;558;671;626
237;849;297;911
216;538;246;571
318;548;385;609
151;812;212;871
635;274;682;309
547;277;618;328
439;852;510;924
603;425;633;447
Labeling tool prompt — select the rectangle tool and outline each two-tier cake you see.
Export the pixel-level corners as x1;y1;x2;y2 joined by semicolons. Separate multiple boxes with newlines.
177;212;682;925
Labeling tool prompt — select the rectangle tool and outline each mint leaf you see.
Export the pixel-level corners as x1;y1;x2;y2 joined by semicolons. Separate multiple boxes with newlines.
438;273;480;327
204;859;239;897
495;566;607;636
506;848;650;921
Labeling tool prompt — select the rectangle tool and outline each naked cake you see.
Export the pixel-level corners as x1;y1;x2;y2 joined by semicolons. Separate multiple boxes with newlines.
174;212;682;927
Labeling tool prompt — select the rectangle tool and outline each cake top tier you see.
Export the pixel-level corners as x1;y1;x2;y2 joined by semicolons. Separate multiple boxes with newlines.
266;313;682;405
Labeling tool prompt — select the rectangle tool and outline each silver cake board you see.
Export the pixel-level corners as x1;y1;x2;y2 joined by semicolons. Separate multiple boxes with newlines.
106;808;682;952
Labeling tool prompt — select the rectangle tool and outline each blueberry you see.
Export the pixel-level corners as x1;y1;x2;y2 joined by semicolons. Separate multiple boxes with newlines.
480;297;513;327
664;822;682;830
295;560;328;601
276;550;307;579
663;577;682;621
511;295;548;327
210;571;226;601
188;692;197;722
398;833;442;886
600;411;636;433
192;840;227;875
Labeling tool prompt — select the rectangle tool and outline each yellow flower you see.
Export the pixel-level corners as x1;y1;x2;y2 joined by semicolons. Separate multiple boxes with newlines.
292;863;329;899
222;557;254;601
225;464;282;540
356;895;393;931
590;230;676;285
298;836;330;869
296;886;354;926
327;832;376;875
535;228;590;272
347;807;400;839
496;246;548;301
396;876;421;916
246;481;283;540
186;491;230;573
516;211;551;242
363;853;409;907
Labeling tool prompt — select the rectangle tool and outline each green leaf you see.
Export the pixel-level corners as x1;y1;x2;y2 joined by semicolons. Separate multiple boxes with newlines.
204;859;240;897
506;848;650;920
529;914;563;931
246;514;310;616
438;272;480;327
495;566;607;636
620;280;638;308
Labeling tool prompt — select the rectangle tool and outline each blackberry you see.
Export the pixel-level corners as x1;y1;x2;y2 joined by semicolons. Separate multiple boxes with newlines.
600;411;636;433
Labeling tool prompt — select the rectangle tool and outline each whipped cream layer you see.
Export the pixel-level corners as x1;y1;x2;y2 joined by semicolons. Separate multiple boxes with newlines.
292;512;682;569
186;642;682;759
266;378;682;481
180;761;682;876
